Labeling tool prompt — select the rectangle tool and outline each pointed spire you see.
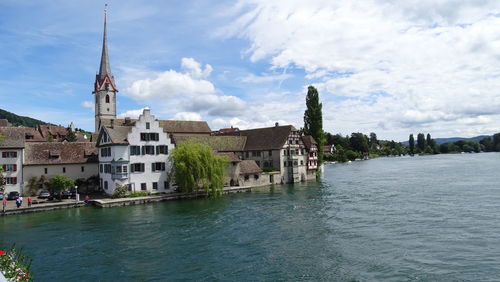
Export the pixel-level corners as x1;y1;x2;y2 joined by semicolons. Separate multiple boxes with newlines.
98;4;112;79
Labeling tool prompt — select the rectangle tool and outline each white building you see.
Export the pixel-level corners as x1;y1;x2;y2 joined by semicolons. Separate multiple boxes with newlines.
0;128;24;194
96;109;212;195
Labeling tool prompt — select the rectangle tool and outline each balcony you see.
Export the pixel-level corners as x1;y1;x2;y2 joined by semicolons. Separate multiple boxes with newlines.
112;172;129;180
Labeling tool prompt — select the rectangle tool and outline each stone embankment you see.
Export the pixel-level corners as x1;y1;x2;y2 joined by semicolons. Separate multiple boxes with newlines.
1;186;252;215
93;186;252;208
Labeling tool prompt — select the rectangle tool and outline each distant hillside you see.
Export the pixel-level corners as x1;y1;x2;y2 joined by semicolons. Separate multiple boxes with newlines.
0;108;51;128
402;135;491;145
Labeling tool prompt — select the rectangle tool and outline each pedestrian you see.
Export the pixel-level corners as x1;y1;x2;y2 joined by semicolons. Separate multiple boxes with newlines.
84;195;89;204
15;197;21;208
2;197;6;213
19;196;23;207
27;197;32;207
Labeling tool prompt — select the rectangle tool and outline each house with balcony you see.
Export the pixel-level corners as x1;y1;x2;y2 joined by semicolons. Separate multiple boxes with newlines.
96;108;212;195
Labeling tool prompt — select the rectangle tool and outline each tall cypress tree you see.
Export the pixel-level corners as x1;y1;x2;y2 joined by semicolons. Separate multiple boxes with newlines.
417;133;426;152
303;85;324;167
409;134;415;155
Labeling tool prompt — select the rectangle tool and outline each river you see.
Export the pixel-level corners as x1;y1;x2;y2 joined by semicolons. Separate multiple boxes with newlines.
1;153;499;281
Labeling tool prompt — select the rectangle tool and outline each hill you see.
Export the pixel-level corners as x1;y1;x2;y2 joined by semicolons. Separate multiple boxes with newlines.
0;108;51;127
402;135;491;145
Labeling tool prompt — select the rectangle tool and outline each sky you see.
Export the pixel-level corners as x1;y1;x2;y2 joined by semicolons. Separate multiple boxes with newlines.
1;0;500;141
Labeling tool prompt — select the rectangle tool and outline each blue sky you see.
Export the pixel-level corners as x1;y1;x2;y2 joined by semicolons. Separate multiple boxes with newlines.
1;0;500;141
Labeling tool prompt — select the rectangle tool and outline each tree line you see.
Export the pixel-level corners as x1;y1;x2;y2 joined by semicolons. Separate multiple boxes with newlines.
409;133;500;155
325;132;407;162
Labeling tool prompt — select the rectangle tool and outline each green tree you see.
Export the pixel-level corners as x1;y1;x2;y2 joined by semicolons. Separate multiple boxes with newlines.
417;133;426;152
409;134;415;155
66;127;77;142
350;133;369;153
369;132;378;148
49;175;75;195
170;142;228;197
303;86;325;166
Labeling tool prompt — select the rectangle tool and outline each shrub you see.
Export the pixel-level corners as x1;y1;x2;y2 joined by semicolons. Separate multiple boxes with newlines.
112;185;129;198
0;245;33;281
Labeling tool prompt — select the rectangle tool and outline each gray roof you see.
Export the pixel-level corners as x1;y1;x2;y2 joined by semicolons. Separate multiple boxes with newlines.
100;118;211;135
98;12;113;83
98;126;131;146
0;127;25;148
173;134;246;152
222;125;296;151
239;160;262;174
24;142;98;165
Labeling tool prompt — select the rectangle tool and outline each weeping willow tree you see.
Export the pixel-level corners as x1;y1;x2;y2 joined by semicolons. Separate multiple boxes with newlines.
170;142;228;197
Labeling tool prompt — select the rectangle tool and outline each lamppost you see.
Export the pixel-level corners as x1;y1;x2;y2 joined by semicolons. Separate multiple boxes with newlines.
75;185;79;202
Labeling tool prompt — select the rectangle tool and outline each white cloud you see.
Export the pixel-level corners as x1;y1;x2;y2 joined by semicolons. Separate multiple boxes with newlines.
81;100;94;109
240;73;293;83
125;58;216;100
221;0;500;139
173;112;202;121
117;108;148;119
181;57;213;79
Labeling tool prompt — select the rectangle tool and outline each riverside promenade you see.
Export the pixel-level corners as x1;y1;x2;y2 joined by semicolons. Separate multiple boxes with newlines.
1;186;252;216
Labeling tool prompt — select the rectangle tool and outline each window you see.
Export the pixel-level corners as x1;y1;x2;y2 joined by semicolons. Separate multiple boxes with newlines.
103;164;112;173
300;160;304;165
105;95;110;103
245;152;249;158
252;151;261;157
146;122;150;129
122;166;128;173
44;168;48;174
152;182;158;190
268;150;272;156
142;145;155;155
100;147;111;157
284;162;287;167
115;166;122;173
100;164;103;173
2;151;17;158
244;175;249;181
2;164;17;172
156;145;168;155
293;161;298;166
141;183;147;190
4;177;17;185
128;184;133;191
164;181;169;190
100;178;103;189
130;146;141;155
81;166;85;172
63;167;66;173
140;133;159;141
152;162;166;172
254;174;259;180
104;181;108;190
131;163;145;172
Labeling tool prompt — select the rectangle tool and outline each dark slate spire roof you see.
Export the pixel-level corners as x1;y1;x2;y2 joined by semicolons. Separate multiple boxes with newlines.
98;7;112;79
94;5;117;92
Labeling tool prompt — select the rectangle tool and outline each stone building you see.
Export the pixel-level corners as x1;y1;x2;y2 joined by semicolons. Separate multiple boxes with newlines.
23;142;98;188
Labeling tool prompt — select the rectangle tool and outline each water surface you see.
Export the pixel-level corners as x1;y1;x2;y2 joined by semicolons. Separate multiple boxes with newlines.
1;153;499;281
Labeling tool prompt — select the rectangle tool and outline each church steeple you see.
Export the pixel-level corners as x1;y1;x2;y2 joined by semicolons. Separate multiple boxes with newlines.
98;5;112;80
93;4;117;132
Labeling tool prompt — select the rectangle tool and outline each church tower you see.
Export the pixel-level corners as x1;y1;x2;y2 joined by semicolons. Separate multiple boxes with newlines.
93;6;117;132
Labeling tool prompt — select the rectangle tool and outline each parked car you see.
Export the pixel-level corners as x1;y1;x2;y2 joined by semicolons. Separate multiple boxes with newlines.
61;190;71;199
0;192;4;200
38;190;51;199
7;191;19;200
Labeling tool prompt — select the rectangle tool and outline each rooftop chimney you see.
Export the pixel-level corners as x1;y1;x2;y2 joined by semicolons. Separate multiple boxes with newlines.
275;122;279;127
